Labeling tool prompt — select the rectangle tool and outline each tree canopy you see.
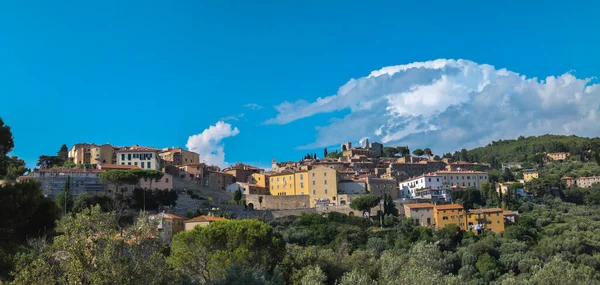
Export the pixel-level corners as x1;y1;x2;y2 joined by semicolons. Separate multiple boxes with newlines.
350;195;380;217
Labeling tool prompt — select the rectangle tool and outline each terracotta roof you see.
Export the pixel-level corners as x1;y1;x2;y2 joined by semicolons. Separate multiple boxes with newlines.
35;168;103;173
436;171;488;174
404;203;435;209
467;208;503;214
185;215;229;223
180;163;206;167
435;204;464;210
503;211;519;216
117;147;160;153
98;164;140;170
158;213;187;220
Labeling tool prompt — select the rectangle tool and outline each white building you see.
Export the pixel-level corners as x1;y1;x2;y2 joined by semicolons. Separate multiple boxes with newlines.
436;171;488;189
399;174;446;198
116;146;161;170
226;182;250;194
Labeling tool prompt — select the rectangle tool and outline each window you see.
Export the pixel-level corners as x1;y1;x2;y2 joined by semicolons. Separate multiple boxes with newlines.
271;186;274;190
312;190;316;195
271;178;274;182
300;174;304;180
467;176;470;180
451;215;455;219
497;221;500;224
312;173;315;177
437;178;439;182
141;162;145;168
134;162;138;166
301;192;304;195
301;182;304;188
324;180;327;185
415;219;420;225
128;162;131;165
312;181;315;185
147;162;151;169
277;185;279;189
128;154;132;160
325;189;328;194
443;216;449;220
496;213;499;216
165;178;169;183
324;172;327;177
121;154;125;160
428;178;431;182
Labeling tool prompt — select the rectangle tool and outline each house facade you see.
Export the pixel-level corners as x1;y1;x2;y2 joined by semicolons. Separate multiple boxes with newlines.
116;146;161;170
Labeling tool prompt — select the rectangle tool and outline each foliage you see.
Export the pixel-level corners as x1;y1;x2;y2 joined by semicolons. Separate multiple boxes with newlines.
233;188;242;205
349;195;380;217
131;188;178;211
412;148;425;157
35;155;64;169
0;180;57;279
57;144;69;161
54;175;74;215
0;118;14;156
451;187;483;210
99;170;140;193
169;219;285;283
453;134;600;168
10;206;175;285
382;193;398;216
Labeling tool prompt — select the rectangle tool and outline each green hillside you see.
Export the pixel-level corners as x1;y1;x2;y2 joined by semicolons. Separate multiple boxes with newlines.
449;134;600;169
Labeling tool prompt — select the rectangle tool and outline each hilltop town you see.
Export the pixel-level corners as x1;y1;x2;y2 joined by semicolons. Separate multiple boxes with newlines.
3;117;600;284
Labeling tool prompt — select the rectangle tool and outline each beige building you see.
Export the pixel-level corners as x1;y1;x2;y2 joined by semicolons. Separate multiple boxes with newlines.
153;212;186;244
365;177;399;199
69;143;117;166
404;203;435;226
177;163;205;181
184;215;228;231
574;176;600;188
160;148;200;166
436;171;489;189
546;152;570;161
138;173;173;191
222;163;263;183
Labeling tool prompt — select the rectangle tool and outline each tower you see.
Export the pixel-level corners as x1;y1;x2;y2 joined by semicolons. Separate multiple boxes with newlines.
341;141;352;152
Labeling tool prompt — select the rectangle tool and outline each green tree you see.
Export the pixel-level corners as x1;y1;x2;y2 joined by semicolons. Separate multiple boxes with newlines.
99;170;140;195
130;169;164;211
234;187;243;205
396;146;410;157
55;175;74;216
0;180;58;277
424;148;432;158
35;155;64;169
57;144;69;162
502;168;515;182
412;149;425;157
300;265;326;285
169;219;285;283
383;192;398;217
382;147;399;158
350;195;380;218
323;148;328;158
10;206;175;285
0;117;14;156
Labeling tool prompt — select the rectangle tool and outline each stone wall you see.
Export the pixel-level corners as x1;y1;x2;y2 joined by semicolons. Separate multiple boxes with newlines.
245;194;310;210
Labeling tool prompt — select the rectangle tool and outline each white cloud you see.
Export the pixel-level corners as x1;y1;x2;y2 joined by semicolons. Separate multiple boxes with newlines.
244;103;263;110
268;59;600;153
186;121;240;168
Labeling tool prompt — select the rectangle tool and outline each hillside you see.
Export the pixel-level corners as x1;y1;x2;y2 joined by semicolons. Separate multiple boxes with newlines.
449;134;600;169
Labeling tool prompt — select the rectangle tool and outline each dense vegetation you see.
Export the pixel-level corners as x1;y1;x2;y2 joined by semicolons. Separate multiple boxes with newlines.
448;134;600;169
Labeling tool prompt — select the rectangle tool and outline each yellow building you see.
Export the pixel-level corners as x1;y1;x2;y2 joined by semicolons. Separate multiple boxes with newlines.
89;144;117;165
523;169;539;182
546;152;570;161
294;170;309;196
160;147;200;166
307;166;338;207
249;173;269;188
466;208;504;234
269;171;297;196
434;204;466;230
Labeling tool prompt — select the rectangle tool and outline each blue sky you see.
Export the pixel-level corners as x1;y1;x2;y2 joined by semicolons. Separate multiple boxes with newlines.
1;1;599;169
